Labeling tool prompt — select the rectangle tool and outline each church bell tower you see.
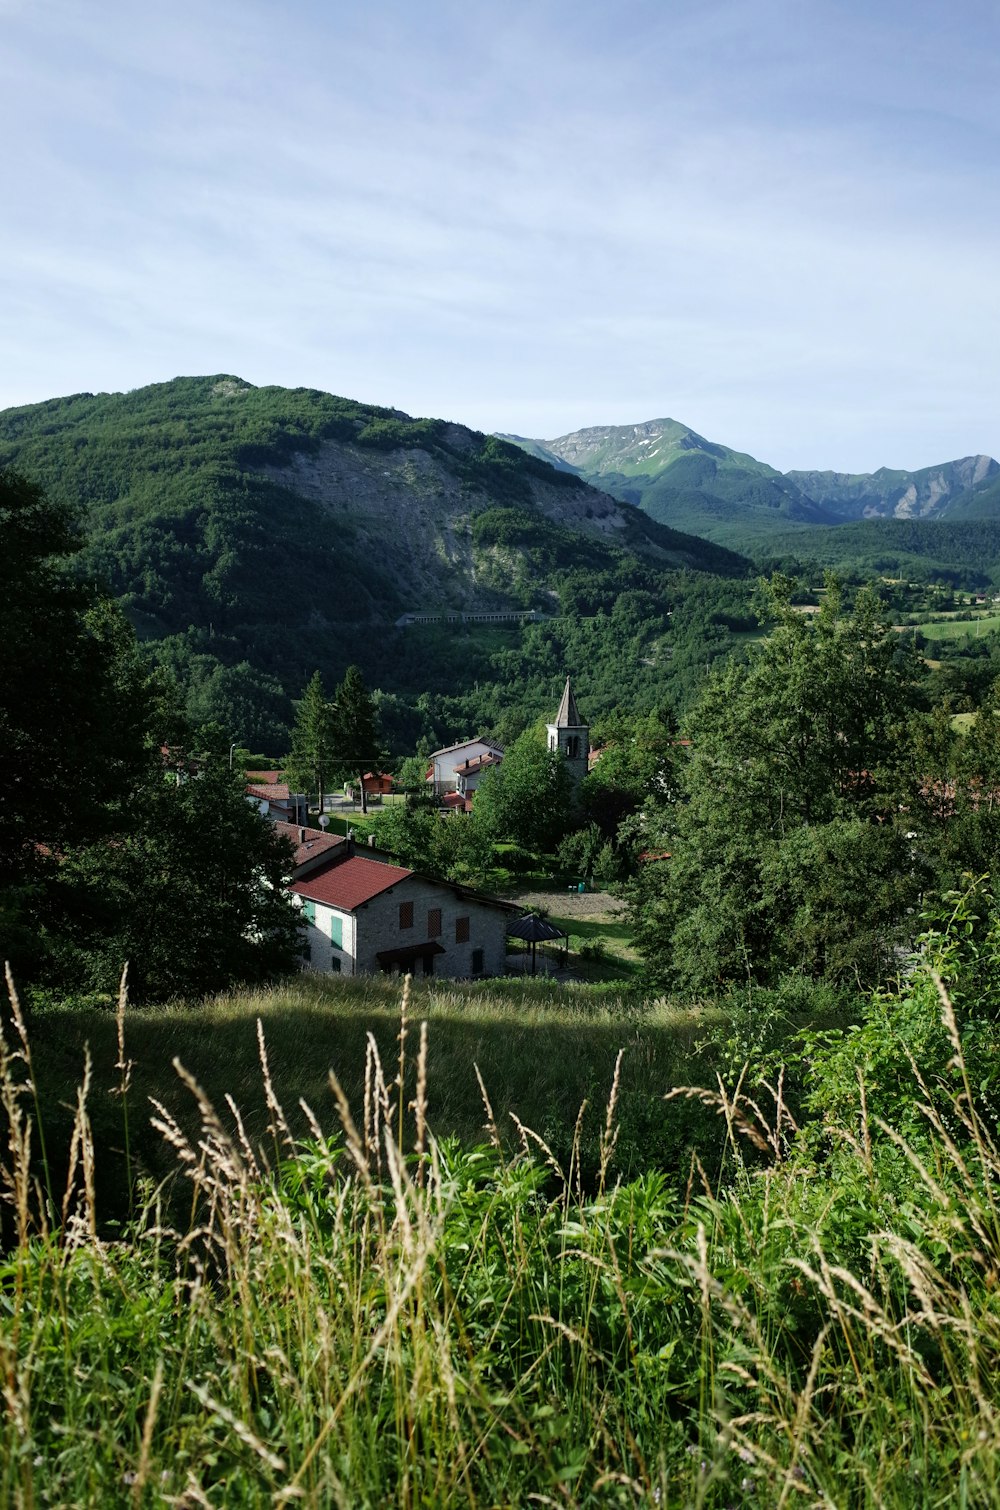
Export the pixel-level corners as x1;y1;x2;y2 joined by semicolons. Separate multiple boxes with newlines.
546;677;589;786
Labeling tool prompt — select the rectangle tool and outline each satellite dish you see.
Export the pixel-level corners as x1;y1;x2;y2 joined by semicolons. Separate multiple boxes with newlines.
318;814;330;830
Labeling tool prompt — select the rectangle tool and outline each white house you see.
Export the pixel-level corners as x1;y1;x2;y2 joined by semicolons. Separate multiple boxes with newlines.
426;737;504;797
289;846;517;978
246;778;308;825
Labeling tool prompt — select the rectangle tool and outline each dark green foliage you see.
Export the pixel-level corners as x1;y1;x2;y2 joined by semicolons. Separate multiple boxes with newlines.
580;709;680;840
0;471;152;960
0;471;302;998
369;805;494;884
473;729;574;851
45;748;302;1001
629;579;928;991
330;665;381;811
755;515;1000;588
285;671;337;810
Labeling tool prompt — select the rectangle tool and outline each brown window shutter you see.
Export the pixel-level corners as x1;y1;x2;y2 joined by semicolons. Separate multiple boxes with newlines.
455;915;470;943
399;901;414;929
428;907;442;938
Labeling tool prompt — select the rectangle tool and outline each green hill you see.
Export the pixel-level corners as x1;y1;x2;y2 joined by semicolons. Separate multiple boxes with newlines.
504;418;838;546
0;378;752;751
753;516;1000;587
504;422;1000;559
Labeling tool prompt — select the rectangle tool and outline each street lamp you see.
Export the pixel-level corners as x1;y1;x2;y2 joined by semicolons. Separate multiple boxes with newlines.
229;743;237;771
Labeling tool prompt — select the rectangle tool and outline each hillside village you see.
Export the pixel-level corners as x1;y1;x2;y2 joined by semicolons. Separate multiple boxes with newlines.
245;677;595;979
9;0;1000;1496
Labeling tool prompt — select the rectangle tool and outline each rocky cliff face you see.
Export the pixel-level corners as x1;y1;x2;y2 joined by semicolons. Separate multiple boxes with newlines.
787;455;999;520
263;429;634;609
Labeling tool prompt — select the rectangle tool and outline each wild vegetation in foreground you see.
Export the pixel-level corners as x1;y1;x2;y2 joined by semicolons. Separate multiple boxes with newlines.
3;884;1000;1506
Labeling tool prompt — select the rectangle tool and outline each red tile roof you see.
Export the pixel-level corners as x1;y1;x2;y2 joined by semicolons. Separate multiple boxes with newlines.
272;821;345;868
247;781;291;802
246;770;283;785
290;855;412;911
454;752;502;777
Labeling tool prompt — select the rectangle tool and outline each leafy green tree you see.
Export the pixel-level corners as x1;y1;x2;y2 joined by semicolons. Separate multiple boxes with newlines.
473;729;574;852
394;753;432;798
629;579;925;991
0;470;303;998
46;737;302;1001
581;709;680;838
185;661;291;754
369;805;492;885
0;472;151;964
285;672;337;812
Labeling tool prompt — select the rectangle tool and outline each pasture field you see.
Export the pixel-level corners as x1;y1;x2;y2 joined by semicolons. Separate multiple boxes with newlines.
904;611;1000;641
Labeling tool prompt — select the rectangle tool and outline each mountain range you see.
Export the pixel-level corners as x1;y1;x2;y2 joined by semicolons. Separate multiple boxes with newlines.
4;376;999;751
0;377;750;750
499;421;1000;549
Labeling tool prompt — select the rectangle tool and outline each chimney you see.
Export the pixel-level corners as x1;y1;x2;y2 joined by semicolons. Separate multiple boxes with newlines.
298;827;305;843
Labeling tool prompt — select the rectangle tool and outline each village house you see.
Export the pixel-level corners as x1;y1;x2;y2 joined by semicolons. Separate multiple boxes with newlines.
343;771;394;804
426;737;504;797
288;840;517;978
454;748;503;800
246;774;308;825
271;820;345;873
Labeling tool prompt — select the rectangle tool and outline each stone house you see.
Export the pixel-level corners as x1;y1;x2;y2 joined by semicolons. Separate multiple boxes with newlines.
289;844;517;978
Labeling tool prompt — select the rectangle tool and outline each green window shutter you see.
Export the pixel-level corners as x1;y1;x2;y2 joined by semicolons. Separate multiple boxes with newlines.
302;899;316;924
330;915;343;949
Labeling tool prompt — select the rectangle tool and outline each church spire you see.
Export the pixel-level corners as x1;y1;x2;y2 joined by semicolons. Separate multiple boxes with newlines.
555;676;582;729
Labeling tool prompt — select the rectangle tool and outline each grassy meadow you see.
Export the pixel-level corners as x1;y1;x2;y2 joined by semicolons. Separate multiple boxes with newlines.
900;611;1000;642
25;974;739;1220
4;919;1000;1505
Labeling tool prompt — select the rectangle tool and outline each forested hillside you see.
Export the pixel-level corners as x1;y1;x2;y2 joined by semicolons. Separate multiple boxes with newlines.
0;378;752;751
757;515;1000;587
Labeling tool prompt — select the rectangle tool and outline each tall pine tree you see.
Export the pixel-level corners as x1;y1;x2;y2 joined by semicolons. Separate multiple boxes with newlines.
285;671;337;813
332;665;380;815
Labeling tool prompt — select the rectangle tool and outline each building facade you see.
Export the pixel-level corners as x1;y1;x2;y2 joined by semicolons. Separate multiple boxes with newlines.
290;849;514;978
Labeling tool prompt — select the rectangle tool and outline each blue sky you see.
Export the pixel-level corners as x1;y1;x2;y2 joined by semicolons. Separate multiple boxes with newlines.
3;0;998;471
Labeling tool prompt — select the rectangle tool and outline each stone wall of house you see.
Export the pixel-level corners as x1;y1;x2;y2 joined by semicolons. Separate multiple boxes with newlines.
358;875;509;979
297;875;509;979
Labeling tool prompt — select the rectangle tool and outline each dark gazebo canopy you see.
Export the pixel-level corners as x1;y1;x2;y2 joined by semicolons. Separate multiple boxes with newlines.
507;912;567;975
507;913;566;943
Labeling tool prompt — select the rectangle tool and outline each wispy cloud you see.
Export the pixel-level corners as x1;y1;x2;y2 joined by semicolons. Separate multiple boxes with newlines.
2;0;998;469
